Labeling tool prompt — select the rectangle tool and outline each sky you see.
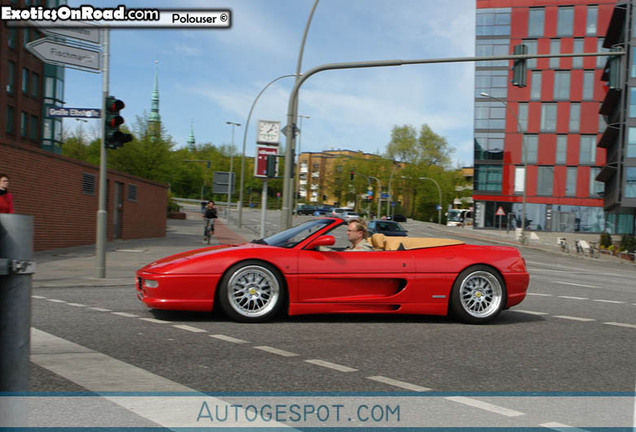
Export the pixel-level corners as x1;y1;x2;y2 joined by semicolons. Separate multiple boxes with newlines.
63;0;476;167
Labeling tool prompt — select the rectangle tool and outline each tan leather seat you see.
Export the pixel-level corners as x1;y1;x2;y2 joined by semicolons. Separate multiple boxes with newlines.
370;233;464;251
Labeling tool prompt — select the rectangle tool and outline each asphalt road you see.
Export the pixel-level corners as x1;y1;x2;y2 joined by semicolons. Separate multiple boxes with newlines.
22;210;636;429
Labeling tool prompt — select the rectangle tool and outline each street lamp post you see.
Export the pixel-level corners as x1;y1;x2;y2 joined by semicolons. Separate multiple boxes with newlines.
480;92;527;245
419;177;442;225
226;121;241;222
295;114;310;209
368;176;382;218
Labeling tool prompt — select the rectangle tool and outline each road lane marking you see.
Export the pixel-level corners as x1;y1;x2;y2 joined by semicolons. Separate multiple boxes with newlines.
445;396;524;417
527;293;552;297
47;299;66;303
557;296;588;300
111;312;139;318
305;359;358;372
553;315;596;322
172;324;207;333
32;295;46;299
67;303;87;307
367;376;431;392
254;346;299;357
554;281;600;289
89;307;112;312
210;334;249;344
540;422;589;432
603;322;636;329
139;318;170;324
514;310;549;315
593;299;625;304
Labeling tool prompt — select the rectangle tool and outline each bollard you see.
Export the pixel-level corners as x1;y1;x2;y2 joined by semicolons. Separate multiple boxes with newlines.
0;214;34;428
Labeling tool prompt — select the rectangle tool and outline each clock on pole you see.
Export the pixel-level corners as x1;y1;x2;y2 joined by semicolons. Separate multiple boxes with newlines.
257;120;281;144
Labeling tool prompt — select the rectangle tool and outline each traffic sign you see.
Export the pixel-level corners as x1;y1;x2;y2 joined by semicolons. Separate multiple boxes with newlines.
26;39;101;72
29;20;101;44
47;107;101;118
496;206;506;216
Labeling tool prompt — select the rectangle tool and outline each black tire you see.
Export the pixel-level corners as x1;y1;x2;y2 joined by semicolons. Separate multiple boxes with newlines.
218;260;285;323
449;265;506;324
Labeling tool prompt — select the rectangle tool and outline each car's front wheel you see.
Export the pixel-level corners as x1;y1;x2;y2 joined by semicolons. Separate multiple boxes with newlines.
449;265;506;324
218;261;285;322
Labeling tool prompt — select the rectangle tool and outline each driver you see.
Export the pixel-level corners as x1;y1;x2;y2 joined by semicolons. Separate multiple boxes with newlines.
345;219;374;251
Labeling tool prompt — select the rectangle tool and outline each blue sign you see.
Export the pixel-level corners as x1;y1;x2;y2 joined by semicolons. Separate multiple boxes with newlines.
381;193;389;198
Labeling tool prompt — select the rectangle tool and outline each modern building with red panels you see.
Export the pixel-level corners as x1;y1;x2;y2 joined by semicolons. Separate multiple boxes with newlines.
474;0;616;233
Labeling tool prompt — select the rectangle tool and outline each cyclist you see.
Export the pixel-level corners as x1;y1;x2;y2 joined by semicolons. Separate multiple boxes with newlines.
203;200;217;242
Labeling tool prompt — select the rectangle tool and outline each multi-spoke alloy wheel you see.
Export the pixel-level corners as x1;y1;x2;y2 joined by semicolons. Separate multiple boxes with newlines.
450;265;506;324
219;261;284;322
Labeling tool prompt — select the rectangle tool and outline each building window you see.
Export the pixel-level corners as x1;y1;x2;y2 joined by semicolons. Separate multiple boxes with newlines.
566;167;577;196
476;8;511;36
541;104;557;132
21;68;28;94
582;71;594;100
550;39;560;69
20;112;28;137
557;7;574;37
475;101;505;129
537;166;554;196
530;71;542;100
8;28;16;48
23;28;30;46
518;103;528;132
599;115;607;134
589;167;604;197
554;71;570;100
528;8;544;37
514;167;525;194
476;38;510;68
43;118;52;139
572;39;584;69
475;69;508;98
625;168;636;198
524;135;538;164
474;133;504;160
569;103;580;132
586;5;597;36
31;72;39;97
579;136;596;164
82;173;96;195
6;106;15;134
556;136;567;164
127;184;138;202
29;115;38;140
45;77;55;99
597;38;607;68
631;89;636;117
7;61;15;94
628;127;636;158
475;165;503;192
523;39;538;69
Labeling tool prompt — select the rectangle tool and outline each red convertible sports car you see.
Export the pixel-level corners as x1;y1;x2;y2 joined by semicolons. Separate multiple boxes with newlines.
136;218;529;324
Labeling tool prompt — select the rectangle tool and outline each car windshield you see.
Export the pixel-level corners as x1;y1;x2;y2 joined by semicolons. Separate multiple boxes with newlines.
447;211;463;222
377;221;403;231
258;219;335;248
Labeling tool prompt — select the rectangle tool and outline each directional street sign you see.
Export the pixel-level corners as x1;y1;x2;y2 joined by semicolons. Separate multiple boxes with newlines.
47;107;101;119
29;20;101;44
26;39;101;72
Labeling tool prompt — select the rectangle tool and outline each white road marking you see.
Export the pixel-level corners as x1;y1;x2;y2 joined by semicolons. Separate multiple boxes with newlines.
138;318;170;324
305;359;358;372
527;293;552;297
172;324;207;333
210;334;249;344
67;303;87;307
32;295;46;299
445;396;524;417
540;422;589;432
593;299;625;304
603;322;636;329
554;281;600;289
47;299;66;303
557;296;589;300
553;315;596;322
254;346;299;357
89;307;112;312
367;376;431;392
514;310;549;315
111;312;139;318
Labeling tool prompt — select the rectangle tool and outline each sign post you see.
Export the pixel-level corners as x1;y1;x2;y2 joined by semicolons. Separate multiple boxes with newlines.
496;206;506;230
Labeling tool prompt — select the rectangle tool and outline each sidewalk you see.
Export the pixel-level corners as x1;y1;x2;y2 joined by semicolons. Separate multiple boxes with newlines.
32;214;634;289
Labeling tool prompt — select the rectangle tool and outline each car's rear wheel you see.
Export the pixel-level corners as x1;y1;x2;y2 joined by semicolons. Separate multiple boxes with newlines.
218;261;285;322
450;265;506;324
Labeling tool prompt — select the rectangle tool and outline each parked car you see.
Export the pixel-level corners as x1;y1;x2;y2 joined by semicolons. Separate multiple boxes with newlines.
331;207;355;218
294;204;316;215
340;211;360;222
368;220;408;237
136;217;529;324
314;204;335;215
390;214;407;222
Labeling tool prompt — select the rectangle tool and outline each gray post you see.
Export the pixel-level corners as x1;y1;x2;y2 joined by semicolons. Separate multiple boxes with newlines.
0;214;34;427
96;27;110;278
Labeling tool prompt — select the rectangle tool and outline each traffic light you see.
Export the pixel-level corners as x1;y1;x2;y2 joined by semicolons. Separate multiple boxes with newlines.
350;171;355;181
104;96;133;149
511;44;527;88
266;155;277;178
606;47;622;90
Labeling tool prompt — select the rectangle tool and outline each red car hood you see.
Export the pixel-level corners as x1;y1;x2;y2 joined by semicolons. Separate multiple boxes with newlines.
139;242;267;274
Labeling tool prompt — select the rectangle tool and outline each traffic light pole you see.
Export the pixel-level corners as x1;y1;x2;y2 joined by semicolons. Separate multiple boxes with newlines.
96;28;110;278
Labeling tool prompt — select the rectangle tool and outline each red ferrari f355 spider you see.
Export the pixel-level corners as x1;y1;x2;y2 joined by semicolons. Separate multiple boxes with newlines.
136;218;529;324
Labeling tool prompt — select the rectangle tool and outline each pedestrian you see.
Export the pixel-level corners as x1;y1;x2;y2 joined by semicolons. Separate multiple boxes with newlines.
0;173;14;214
345;219;373;251
202;200;217;241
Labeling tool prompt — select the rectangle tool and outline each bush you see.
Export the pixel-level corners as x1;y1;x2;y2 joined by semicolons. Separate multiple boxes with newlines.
167;192;181;216
599;231;612;248
619;235;636;253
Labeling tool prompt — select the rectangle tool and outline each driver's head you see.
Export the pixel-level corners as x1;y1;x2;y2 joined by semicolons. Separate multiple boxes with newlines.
347;219;369;244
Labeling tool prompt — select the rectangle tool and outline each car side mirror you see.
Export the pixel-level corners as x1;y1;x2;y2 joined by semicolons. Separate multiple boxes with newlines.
307;235;335;250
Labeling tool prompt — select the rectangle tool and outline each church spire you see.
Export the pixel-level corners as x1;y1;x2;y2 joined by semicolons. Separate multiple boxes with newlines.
149;60;160;124
187;121;196;148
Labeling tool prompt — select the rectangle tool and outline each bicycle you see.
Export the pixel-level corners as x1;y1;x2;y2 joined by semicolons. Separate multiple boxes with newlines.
204;218;215;245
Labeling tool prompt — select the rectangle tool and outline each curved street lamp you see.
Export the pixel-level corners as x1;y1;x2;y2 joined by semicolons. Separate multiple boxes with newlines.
225;121;241;221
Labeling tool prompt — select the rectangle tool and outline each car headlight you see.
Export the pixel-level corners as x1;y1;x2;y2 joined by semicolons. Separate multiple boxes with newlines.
144;279;159;288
